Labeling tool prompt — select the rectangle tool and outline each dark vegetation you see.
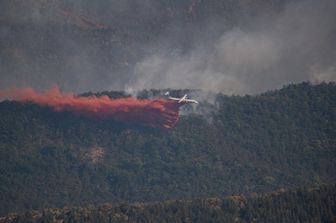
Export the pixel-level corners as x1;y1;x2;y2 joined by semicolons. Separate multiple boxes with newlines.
1;184;335;223
0;82;335;216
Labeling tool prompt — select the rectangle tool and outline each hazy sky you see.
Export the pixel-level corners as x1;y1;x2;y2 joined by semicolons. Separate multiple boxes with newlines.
0;0;335;94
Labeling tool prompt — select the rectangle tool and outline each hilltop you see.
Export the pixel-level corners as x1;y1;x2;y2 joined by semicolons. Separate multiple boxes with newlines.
0;82;335;215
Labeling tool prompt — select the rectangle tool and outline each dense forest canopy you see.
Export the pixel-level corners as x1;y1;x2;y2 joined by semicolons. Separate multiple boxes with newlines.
0;82;335;216
1;184;336;223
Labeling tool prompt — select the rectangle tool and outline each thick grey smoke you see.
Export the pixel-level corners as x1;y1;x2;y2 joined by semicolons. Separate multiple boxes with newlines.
127;0;336;94
0;0;335;94
0;0;160;93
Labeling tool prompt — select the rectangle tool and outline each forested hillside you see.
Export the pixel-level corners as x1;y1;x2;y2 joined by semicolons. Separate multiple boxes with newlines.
0;82;335;215
1;184;335;223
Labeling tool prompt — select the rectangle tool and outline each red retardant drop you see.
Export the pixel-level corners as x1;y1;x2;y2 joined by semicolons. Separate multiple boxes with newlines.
0;86;183;128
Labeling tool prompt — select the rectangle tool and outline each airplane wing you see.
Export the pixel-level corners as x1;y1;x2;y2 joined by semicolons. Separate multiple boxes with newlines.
178;94;187;103
168;96;180;101
184;99;199;104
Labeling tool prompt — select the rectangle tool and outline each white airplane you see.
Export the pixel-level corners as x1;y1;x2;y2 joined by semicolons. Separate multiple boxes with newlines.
164;92;199;104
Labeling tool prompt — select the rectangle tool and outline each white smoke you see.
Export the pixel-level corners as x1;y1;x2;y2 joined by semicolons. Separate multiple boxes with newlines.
127;0;336;94
1;0;335;94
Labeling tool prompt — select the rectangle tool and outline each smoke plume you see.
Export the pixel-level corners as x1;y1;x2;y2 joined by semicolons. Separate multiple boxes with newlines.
0;86;181;128
0;0;335;94
128;0;336;94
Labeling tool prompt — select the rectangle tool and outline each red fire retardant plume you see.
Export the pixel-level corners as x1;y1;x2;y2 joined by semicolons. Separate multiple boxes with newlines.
0;86;182;128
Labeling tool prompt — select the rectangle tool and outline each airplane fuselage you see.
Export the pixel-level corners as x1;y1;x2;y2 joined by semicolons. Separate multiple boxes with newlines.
167;94;199;104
